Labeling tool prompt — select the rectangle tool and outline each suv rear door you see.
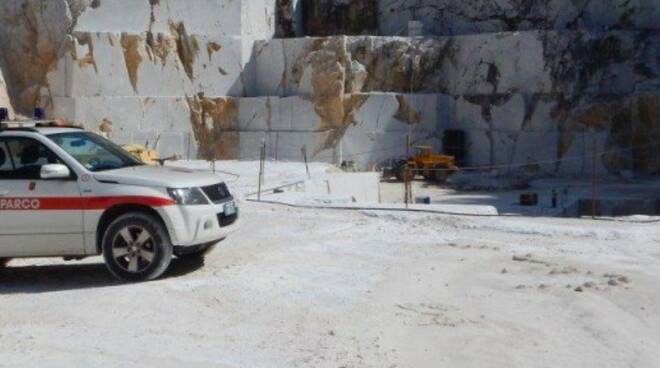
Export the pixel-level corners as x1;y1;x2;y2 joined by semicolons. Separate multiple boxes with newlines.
0;136;85;257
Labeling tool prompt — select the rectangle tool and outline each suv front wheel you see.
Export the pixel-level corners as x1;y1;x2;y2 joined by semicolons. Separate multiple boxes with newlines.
102;212;173;282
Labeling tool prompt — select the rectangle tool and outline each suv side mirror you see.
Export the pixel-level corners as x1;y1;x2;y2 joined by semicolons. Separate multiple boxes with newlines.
41;164;71;180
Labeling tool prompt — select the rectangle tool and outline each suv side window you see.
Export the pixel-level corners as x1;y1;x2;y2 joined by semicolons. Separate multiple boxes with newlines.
0;137;66;180
0;142;12;172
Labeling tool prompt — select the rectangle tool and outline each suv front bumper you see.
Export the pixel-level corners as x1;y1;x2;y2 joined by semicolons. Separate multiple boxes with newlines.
159;200;240;247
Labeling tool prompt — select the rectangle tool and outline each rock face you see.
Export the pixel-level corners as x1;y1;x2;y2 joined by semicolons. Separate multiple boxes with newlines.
0;66;14;117
0;0;92;113
250;31;660;175
0;0;658;177
378;0;660;36
303;0;378;36
255;31;660;97
295;0;660;37
20;0;277;158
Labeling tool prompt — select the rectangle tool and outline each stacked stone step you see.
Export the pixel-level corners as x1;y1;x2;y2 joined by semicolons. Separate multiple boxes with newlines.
41;0;443;167
44;0;276;159
269;0;660;175
251;30;660;175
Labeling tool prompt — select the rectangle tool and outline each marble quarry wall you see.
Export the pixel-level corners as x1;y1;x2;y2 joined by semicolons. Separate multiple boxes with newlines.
0;0;658;177
253;31;660;175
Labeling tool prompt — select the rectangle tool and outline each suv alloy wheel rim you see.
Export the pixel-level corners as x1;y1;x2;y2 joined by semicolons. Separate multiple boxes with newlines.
111;225;156;273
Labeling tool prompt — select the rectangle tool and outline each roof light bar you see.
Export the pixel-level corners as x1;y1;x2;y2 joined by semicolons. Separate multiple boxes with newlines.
1;119;83;130
0;107;83;131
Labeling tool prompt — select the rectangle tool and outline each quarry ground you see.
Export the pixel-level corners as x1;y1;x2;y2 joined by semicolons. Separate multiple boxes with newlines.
1;162;660;368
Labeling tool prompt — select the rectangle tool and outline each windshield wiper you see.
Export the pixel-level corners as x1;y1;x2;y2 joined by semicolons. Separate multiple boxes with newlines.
94;161;145;172
92;165;123;172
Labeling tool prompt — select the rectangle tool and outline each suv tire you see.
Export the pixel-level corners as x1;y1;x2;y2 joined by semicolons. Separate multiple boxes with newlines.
102;212;172;282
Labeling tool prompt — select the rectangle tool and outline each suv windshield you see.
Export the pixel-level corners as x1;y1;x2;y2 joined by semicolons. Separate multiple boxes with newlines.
49;132;143;172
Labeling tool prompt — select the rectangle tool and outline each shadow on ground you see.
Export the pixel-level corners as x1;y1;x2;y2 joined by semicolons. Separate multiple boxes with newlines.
0;257;205;294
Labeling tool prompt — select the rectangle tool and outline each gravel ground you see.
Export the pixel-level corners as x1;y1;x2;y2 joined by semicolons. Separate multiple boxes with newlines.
1;162;659;367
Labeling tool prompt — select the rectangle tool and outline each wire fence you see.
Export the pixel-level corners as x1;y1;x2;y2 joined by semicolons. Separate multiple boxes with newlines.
244;131;660;174
239;131;660;220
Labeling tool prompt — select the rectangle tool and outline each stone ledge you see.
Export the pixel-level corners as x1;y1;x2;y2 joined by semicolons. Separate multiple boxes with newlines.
75;0;276;38
45;31;253;99
253;30;660;97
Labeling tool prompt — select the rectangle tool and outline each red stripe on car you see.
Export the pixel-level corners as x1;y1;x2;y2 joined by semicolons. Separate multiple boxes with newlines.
0;196;175;211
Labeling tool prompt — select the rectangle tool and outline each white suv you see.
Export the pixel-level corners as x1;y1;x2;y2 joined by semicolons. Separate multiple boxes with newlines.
0;120;239;281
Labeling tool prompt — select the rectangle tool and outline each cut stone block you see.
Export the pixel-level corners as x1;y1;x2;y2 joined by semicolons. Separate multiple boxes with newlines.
48;32;251;98
75;0;275;38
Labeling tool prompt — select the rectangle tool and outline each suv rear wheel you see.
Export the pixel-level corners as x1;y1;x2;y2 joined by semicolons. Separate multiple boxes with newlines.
102;212;172;282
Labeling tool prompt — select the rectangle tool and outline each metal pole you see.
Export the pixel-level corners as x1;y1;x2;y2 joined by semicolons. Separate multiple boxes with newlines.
409;172;413;204
404;166;412;209
406;133;411;157
339;138;343;167
591;134;598;219
275;133;279;161
212;151;216;174
404;169;408;209
258;139;266;201
187;132;192;160
302;145;310;179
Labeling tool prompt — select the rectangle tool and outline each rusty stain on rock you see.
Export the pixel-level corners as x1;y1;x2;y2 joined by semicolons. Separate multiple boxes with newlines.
169;21;199;80
186;95;239;160
301;37;373;156
287;37;372;156
558;95;660;175
145;32;175;66
99;118;113;134
207;42;222;61
120;34;143;93
74;33;98;73
0;1;67;112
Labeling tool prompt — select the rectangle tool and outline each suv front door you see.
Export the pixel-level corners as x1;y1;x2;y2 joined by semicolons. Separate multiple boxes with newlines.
0;136;85;257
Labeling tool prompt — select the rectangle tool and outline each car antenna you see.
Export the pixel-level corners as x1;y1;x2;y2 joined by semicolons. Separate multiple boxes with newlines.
153;134;161;150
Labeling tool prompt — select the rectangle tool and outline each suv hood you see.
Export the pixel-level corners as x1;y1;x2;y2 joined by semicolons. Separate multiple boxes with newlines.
93;165;223;188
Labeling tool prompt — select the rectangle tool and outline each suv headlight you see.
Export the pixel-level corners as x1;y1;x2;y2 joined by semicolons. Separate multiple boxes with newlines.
167;187;209;205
